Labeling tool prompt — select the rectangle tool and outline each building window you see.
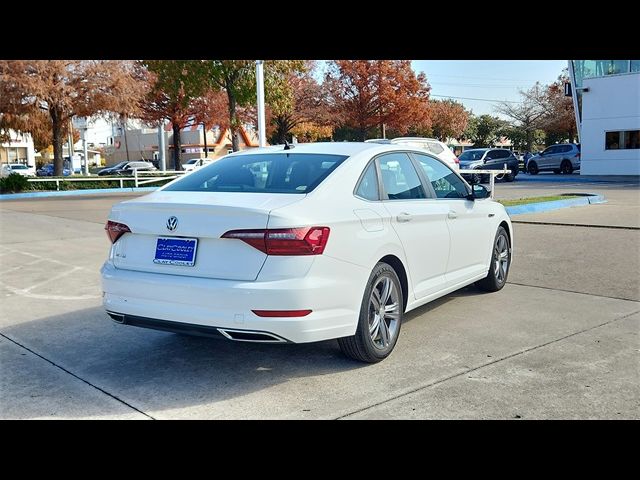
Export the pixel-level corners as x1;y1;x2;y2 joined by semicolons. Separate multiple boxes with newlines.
631;61;640;73
605;130;640;150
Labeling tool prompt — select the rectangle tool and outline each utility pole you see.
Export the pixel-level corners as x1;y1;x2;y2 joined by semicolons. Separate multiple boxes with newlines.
203;122;208;158
67;119;75;174
256;60;266;147
157;120;166;171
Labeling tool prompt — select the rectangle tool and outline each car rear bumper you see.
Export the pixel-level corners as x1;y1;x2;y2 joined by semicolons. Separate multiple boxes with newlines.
101;257;368;344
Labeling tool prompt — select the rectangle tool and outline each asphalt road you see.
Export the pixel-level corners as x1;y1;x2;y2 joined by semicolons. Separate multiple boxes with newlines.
1;180;638;419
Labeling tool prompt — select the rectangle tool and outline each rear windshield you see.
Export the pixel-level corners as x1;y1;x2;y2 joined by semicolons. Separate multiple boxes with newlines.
164;153;348;193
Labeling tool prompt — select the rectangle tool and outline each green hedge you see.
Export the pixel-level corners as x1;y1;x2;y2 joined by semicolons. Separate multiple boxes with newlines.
0;173;30;193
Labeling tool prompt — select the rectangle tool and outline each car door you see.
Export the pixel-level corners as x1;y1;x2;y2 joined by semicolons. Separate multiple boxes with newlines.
377;152;451;299
539;146;556;169
412;153;494;288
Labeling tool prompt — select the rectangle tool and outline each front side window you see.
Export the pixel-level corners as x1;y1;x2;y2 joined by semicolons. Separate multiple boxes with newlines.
164;153;347;193
542;146;557;155
413;153;469;199
377;153;426;200
355;161;380;201
490;149;509;159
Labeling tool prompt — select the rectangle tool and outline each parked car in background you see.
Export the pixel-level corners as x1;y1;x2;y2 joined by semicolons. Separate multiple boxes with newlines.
366;137;460;170
521;152;534;172
98;161;157;176
526;143;581;175
183;158;214;172
458;148;519;182
1;163;36;177
36;163;71;177
102;142;513;363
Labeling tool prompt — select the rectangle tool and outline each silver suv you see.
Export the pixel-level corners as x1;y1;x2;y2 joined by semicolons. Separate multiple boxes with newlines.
526;143;581;175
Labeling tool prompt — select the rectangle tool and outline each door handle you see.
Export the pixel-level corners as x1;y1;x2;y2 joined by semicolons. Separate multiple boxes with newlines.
448;210;457;219
396;212;412;222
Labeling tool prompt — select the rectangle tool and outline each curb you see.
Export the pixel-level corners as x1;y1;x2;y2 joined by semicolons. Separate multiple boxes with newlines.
0;186;159;200
505;194;606;216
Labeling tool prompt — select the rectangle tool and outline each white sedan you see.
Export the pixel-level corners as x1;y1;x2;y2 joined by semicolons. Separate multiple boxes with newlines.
102;142;513;362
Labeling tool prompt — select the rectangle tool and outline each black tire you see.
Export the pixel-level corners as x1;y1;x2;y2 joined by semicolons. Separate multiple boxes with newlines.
338;262;404;363
476;226;511;292
504;172;516;182
527;161;539;175
471;170;482;185
560;160;573;174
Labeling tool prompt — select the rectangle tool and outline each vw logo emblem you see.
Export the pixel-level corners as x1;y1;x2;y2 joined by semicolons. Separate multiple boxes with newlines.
166;216;178;232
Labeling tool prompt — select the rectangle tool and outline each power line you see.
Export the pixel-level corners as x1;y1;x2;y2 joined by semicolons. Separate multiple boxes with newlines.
430;82;529;88
430;94;521;104
426;73;542;82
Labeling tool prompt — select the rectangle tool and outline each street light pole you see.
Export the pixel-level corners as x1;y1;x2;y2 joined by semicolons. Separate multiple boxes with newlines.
256;60;266;147
203;122;208;158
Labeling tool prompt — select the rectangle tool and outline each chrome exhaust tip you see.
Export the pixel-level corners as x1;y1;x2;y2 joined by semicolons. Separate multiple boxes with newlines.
107;312;125;324
217;328;287;343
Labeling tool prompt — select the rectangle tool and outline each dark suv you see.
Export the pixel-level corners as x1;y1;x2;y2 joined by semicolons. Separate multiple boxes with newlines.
458;148;519;183
526;144;581;175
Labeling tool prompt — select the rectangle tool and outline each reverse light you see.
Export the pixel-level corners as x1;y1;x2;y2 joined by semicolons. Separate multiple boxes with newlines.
105;220;131;244
222;227;330;255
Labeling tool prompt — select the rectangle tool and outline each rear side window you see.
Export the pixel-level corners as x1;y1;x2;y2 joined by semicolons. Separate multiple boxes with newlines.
355;162;379;200
377;153;426;200
164;153;347;193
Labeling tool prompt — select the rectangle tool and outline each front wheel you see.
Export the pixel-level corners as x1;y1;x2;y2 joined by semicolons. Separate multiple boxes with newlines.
338;262;403;363
527;161;539;175
476;226;511;292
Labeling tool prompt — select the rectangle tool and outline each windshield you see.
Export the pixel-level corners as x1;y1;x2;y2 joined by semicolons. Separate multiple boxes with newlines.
459;150;485;161
185;159;199;164
11;165;28;169
164;153;348;194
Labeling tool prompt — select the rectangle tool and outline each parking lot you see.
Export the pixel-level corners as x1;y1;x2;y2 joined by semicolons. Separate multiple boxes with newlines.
1;176;639;419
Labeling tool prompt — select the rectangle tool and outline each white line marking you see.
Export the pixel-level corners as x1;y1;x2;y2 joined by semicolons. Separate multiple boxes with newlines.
0;246;92;271
0;280;101;300
0;258;44;275
23;266;84;292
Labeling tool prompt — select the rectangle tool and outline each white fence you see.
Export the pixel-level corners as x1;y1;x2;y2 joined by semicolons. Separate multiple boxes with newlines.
27;169;186;191
26;166;513;199
458;165;512;199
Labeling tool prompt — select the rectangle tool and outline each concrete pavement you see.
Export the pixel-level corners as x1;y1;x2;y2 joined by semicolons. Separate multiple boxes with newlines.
1;184;638;419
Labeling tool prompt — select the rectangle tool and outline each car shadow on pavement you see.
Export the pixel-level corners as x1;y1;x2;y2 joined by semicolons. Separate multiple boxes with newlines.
402;285;486;323
2;306;366;418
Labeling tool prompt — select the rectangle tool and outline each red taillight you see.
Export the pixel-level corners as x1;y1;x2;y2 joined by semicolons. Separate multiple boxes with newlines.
576;153;580;159
454;157;460;164
105;220;131;244
252;309;312;317
222;226;330;255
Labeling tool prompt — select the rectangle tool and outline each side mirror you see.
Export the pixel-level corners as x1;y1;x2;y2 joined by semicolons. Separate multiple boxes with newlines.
468;184;490;200
484;156;492;162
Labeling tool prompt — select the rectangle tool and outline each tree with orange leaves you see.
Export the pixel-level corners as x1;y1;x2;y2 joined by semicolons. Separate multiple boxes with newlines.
0;60;148;176
325;60;431;141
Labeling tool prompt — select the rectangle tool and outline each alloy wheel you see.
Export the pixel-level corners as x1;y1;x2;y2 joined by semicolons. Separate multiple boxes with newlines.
494;234;509;284
368;275;401;350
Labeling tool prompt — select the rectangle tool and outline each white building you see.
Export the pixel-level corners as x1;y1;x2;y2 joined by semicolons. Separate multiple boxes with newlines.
0;130;36;168
568;60;640;175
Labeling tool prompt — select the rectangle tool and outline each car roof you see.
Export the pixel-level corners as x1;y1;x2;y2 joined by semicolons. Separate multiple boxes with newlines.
463;148;490;152
232;142;409;157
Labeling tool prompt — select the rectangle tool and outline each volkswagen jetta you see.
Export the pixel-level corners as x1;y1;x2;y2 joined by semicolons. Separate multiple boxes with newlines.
101;142;513;362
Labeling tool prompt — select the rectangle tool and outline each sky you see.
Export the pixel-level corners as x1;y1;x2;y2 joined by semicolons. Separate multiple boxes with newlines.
412;60;568;117
85;60;568;144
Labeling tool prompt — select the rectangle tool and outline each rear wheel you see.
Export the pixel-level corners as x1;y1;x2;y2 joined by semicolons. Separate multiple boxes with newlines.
561;160;573;174
504;172;516;182
527;161;539;175
476;226;511;292
338;262;403;363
